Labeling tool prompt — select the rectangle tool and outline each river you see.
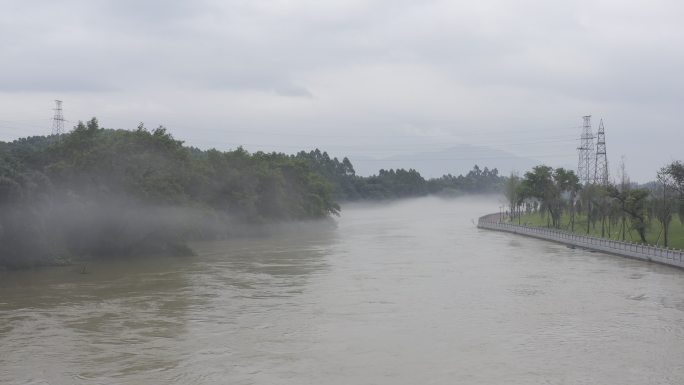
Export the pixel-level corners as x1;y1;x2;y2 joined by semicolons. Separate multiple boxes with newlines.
1;196;684;384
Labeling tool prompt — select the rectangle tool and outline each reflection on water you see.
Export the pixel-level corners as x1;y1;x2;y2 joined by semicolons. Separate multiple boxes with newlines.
2;196;684;385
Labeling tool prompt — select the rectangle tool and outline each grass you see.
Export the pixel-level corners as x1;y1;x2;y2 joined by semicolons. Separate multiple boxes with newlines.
509;212;684;250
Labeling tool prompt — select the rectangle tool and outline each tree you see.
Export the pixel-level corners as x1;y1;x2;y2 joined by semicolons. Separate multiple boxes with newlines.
608;185;650;243
0;120;350;267
579;184;601;235
521;166;561;227
553;168;581;231
658;160;684;226
658;161;684;197
504;173;522;224
593;185;611;237
651;184;675;247
654;161;683;246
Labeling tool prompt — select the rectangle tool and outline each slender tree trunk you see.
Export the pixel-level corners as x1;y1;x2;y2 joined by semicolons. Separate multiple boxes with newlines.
571;210;574;232
570;195;575;232
638;227;647;244
586;204;591;235
546;209;550;227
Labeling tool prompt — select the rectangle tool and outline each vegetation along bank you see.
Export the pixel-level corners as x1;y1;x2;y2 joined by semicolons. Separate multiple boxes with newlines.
495;162;684;257
0;118;504;268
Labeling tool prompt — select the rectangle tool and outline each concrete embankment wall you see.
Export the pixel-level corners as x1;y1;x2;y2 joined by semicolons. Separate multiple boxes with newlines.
477;214;684;269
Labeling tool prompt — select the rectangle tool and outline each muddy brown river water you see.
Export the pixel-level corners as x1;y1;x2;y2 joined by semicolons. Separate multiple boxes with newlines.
1;196;684;384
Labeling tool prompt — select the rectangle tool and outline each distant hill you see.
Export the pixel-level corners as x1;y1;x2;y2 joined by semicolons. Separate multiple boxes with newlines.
349;144;541;177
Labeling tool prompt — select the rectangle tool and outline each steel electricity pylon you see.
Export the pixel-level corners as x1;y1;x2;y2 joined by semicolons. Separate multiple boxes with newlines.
577;115;595;185
593;119;609;185
51;100;65;136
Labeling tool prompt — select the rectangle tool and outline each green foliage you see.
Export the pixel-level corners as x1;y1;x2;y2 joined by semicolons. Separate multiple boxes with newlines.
0;121;341;268
516;211;684;249
0;118;510;268
428;165;504;195
651;186;676;247
518;166;579;228
512;160;684;248
607;185;650;243
296;150;505;201
659;161;684;197
359;168;427;200
658;160;684;227
294;149;358;201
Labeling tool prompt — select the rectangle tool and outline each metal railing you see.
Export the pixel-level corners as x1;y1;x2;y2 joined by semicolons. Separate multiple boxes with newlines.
477;214;684;269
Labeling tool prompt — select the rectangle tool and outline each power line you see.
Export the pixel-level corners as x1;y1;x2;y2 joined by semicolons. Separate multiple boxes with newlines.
0;113;581;141
198;137;578;152
350;153;577;162
0;118;51;127
165;124;581;139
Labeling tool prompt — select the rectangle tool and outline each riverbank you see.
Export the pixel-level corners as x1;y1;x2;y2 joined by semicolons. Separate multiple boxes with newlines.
478;213;684;269
512;212;684;250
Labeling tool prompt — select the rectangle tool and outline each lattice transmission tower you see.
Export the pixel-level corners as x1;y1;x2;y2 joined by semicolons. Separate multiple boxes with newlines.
593;119;608;185
576;115;595;185
51;100;65;136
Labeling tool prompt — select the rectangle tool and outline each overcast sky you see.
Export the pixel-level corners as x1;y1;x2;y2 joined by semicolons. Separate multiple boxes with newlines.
1;0;682;181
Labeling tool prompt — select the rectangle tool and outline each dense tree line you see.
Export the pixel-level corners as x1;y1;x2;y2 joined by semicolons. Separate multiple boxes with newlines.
0;120;505;268
505;161;684;247
0;119;339;268
295;149;505;200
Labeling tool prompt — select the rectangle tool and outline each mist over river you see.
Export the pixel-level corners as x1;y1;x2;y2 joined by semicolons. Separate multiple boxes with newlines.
2;196;684;384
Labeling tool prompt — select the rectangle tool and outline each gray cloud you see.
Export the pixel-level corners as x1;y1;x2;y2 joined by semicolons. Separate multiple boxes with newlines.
0;0;682;181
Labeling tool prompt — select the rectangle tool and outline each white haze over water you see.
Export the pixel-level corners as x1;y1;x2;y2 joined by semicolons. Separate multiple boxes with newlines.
1;0;683;181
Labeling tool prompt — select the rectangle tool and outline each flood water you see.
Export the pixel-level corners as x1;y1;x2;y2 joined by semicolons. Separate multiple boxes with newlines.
2;196;684;384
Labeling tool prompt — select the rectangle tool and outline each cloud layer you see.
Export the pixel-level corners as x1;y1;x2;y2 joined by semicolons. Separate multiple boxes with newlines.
1;0;682;181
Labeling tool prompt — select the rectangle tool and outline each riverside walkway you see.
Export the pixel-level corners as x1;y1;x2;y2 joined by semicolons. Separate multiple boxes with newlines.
478;213;684;269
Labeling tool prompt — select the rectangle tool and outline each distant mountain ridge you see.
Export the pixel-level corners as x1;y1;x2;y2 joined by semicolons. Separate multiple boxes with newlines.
349;144;541;178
